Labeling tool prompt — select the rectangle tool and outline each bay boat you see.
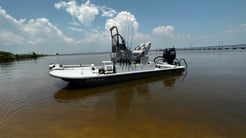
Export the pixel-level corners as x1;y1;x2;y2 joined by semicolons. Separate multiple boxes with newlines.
49;26;187;86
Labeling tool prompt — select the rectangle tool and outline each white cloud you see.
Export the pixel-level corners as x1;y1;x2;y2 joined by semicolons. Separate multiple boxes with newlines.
68;27;84;32
79;29;110;44
0;7;28;45
69;21;81;26
0;6;25;25
0;6;77;53
152;25;174;37
54;0;99;26
105;11;139;34
152;25;191;40
0;5;116;53
0;31;27;46
55;0;117;26
53;1;149;49
100;6;117;17
0;1;194;53
151;25;192;48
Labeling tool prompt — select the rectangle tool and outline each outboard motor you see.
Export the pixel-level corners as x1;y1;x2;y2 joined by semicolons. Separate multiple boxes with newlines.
163;48;176;64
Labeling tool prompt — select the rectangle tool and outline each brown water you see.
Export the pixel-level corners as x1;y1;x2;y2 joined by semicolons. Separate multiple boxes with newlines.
0;50;246;137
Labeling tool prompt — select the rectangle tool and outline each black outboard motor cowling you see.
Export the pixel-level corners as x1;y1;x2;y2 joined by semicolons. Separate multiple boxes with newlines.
163;48;176;64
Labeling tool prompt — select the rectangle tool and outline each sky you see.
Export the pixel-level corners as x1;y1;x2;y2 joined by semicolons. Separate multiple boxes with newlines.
0;0;246;54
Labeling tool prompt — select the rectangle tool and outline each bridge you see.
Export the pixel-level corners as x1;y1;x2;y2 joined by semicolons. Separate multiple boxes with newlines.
152;44;246;52
178;44;246;51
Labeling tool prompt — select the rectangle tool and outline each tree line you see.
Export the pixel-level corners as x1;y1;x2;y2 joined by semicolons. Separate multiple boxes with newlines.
0;51;46;63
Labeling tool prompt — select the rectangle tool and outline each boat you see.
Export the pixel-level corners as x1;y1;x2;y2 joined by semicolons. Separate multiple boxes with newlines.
49;26;187;86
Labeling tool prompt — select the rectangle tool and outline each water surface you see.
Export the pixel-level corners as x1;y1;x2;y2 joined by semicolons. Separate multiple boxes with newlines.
0;50;246;137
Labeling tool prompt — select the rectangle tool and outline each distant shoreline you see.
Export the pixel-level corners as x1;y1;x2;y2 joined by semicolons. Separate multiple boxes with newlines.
2;43;245;62
0;51;47;63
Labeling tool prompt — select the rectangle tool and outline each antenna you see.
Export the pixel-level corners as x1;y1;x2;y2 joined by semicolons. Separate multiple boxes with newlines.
126;15;130;48
130;26;134;50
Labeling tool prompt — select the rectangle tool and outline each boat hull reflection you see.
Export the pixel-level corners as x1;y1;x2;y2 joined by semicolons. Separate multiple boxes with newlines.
54;72;186;102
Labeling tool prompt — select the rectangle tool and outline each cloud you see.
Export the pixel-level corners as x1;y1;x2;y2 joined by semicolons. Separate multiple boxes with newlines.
0;6;76;53
151;25;192;47
100;6;117;17
54;0;116;26
69;21;81;26
0;4;119;53
24;18;74;43
0;7;30;45
152;25;175;37
105;11;139;34
152;25;191;40
68;26;84;32
54;0;99;26
54;0;148;49
0;0;193;53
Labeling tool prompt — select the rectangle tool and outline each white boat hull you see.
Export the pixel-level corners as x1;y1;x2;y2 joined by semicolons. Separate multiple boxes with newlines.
49;64;186;86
